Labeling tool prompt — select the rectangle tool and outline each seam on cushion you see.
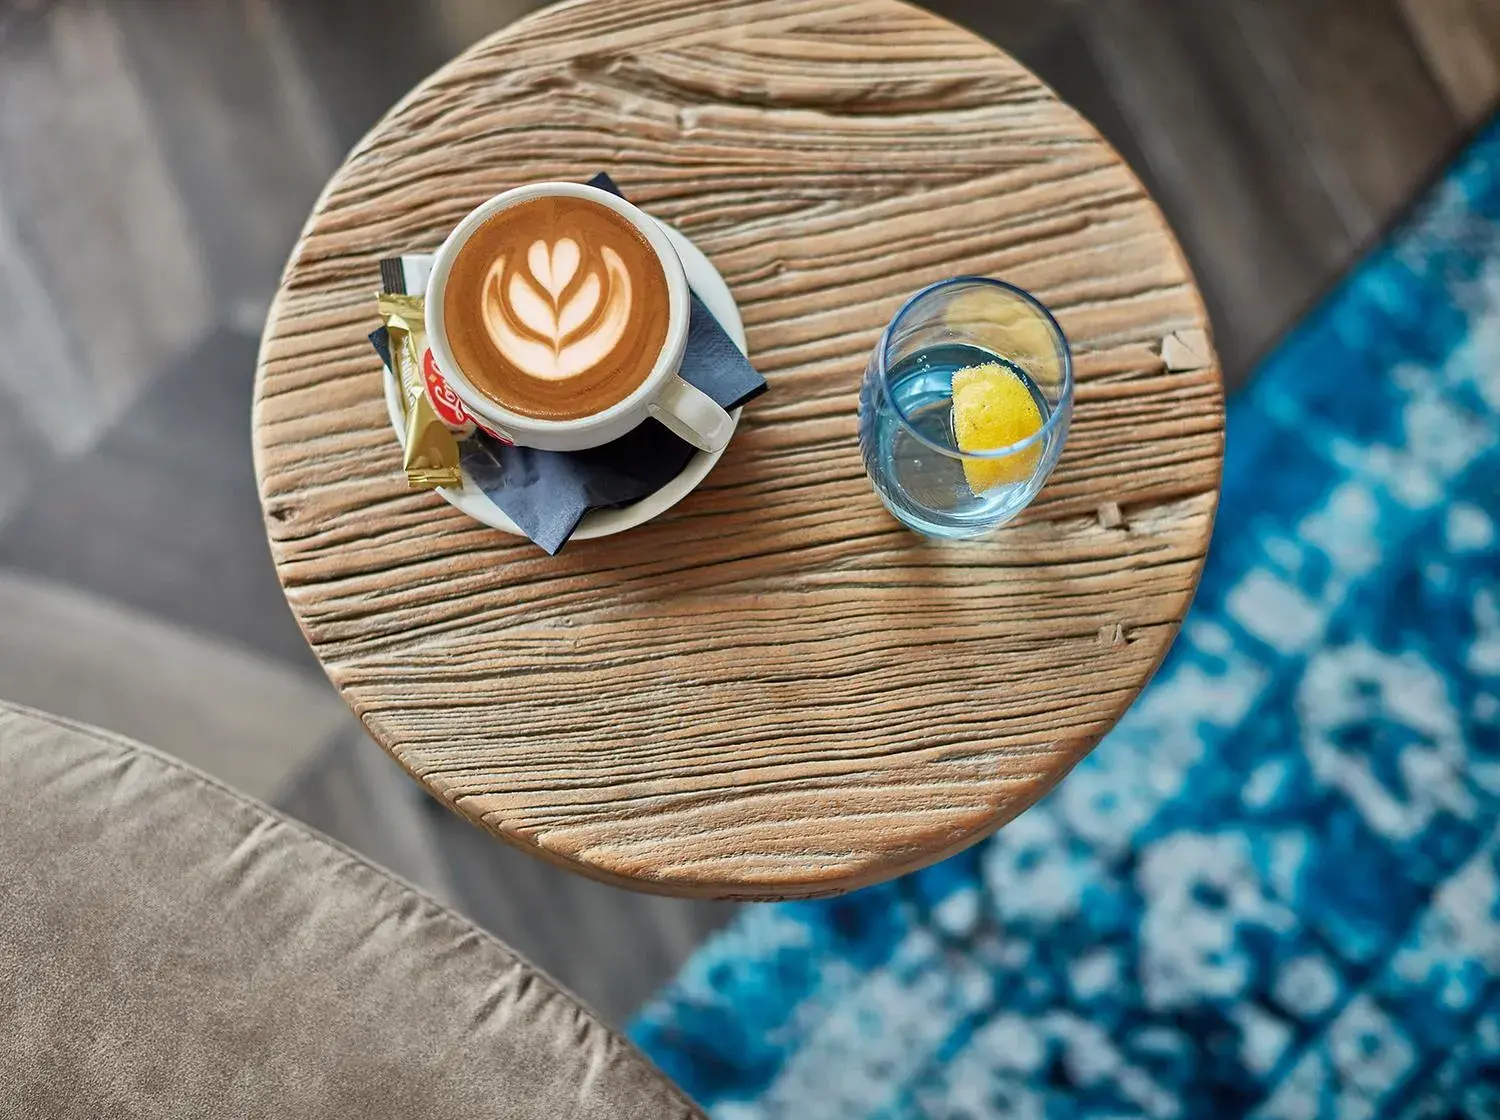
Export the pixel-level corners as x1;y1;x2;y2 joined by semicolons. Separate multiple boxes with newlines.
0;701;705;1120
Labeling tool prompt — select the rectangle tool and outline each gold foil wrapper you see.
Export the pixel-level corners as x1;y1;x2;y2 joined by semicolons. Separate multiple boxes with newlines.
377;293;461;490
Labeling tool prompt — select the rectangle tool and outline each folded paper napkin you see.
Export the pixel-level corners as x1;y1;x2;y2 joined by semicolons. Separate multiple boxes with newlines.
374;173;765;553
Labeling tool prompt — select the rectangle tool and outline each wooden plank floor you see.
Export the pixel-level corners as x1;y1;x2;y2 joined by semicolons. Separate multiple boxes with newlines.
0;0;1495;1024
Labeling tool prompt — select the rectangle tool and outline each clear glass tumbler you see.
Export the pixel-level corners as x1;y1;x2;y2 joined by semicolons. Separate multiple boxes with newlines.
858;277;1073;539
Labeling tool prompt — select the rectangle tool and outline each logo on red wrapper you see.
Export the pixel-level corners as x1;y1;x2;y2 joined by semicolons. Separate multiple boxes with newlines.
422;349;512;444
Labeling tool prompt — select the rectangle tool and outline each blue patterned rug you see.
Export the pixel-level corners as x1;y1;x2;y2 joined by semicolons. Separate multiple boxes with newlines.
630;118;1500;1118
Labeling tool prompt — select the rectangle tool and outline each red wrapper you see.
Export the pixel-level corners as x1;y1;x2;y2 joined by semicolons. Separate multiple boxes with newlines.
421;349;511;444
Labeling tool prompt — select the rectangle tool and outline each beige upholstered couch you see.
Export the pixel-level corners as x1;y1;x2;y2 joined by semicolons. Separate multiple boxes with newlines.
0;701;703;1119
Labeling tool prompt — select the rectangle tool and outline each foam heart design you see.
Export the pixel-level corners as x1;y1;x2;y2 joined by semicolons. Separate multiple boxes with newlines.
528;238;580;300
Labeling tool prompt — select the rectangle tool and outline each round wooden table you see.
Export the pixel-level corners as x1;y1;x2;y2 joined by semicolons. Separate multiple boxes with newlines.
253;0;1224;900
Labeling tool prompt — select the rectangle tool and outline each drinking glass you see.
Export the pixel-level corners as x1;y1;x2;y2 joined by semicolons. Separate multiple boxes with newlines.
858;277;1073;538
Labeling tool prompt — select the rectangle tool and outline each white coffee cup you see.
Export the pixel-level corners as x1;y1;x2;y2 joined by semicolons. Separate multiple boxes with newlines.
424;182;734;453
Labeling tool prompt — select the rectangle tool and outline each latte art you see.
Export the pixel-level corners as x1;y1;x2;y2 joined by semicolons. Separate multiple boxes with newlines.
443;196;671;422
482;238;633;381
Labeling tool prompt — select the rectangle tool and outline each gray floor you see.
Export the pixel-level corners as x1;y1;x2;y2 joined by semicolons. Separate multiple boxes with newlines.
1;0;1495;1025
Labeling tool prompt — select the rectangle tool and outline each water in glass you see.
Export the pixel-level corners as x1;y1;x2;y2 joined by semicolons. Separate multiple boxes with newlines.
858;278;1073;539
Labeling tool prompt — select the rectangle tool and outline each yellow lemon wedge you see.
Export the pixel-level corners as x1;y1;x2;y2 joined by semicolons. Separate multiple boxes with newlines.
951;361;1044;495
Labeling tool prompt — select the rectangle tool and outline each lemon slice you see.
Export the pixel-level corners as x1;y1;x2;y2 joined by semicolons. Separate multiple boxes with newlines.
951;362;1044;495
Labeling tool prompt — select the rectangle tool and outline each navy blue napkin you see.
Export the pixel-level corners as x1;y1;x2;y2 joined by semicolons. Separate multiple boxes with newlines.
375;173;762;554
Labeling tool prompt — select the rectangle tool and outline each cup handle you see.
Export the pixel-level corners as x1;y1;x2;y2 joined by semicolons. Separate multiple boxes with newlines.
648;375;734;453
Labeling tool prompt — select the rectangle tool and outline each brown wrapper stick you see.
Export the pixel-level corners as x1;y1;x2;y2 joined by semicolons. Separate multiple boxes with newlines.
377;293;461;490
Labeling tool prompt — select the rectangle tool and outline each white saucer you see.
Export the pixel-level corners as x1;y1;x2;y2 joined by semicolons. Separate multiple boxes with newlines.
382;222;746;540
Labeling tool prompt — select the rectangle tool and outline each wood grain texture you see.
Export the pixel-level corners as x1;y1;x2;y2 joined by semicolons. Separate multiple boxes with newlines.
0;1;211;451
1075;0;1462;379
1216;0;1458;245
252;0;1224;899
1396;0;1500;125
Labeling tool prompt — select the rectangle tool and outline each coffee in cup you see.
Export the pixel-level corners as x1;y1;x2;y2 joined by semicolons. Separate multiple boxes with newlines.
441;195;671;422
425;182;735;454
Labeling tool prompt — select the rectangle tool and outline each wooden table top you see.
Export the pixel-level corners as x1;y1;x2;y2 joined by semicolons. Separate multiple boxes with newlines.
253;0;1223;900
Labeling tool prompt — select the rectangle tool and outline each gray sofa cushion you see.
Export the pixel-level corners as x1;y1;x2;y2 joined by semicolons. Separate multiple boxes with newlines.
0;702;703;1119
